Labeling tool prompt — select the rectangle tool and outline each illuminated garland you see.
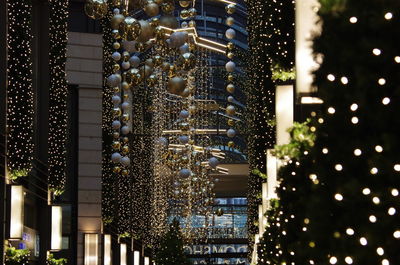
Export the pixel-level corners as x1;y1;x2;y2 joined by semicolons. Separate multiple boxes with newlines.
101;5;117;226
48;0;69;195
6;0;34;180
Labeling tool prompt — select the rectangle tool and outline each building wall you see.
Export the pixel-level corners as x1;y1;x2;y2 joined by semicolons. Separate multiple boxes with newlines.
66;31;103;265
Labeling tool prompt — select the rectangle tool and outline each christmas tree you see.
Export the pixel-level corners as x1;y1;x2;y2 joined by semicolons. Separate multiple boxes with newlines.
259;0;400;264
155;219;191;265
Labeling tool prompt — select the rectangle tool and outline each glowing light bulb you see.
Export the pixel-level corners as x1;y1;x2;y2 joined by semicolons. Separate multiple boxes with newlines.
346;228;355;235
375;145;383;152
382;97;390;105
373;48;381;56
351;117;359;124
393;230;400;238
395;56;400;63
388;207;396;215
329;256;337;264
322;148;328;154
349;16;357;23
360;237;367;246
369;215;377;223
370;167;378;174
328;107;336;114
345;257;353;264
350;103;358;111
382;259;389;265
384;12;393;20
335;164;343;171
327;74;335;81
378;78;386;85
377;247;384;256
373;197;380;204
392;189;399;196
394;164;400;171
362;188;371;195
354;149;362;156
341;76;349;84
335;193;343;201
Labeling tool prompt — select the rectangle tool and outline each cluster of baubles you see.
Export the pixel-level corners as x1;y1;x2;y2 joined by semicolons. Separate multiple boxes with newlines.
178;0;196;21
224;3;237;148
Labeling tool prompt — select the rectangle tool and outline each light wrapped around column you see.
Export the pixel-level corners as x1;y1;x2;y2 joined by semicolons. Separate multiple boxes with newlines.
84;234;99;265
51;206;62;250
9;185;24;239
120;243;127;265
145;257;150;265
134;250;140;265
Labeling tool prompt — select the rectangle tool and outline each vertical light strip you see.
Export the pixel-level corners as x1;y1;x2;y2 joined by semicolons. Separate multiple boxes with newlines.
120;243;127;265
276;85;294;146
134;250;140;265
10;185;23;239
258;204;264;236
51;206;63;250
84;234;99;265
295;0;321;94
266;150;278;200
104;234;112;265
145;257;150;265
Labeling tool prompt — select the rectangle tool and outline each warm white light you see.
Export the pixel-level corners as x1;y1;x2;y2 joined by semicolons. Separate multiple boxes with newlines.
341;76;349;84
395;56;400;63
346;228;355;235
10;185;24;239
384;12;393;20
335;164;343;171
328;107;336;114
354;149;362;156
369;215;377;223
375;145;383;152
373;48;381;56
362;188;371;195
373;197;380;204
145;257;150;265
335;193;343;201
350;103;358;111
388;207;396;215
104;235;111;265
360;237;368;246
120;243;127;265
394;164;400;171
382;97;390;105
134;250;140;265
378;78;386;85
322;148;328;154
327;74;335;81
329;256;337;264
345;257;353;264
377;247;384;256
370;167;378;174
301;97;324;104
51;206;63;250
393;230;400;238
392;189;399;196
349;17;357;23
382;259;390;265
351;117;359;124
85;234;98;265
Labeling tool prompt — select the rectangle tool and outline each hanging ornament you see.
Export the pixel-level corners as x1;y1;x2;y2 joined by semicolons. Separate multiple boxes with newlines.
144;1;160;17
84;0;108;20
226;128;236;138
137;20;154;43
188;8;197;18
226;16;235;26
159;15;179;29
119;17;142;41
225;28;236;39
180;9;190;20
168;77;187;95
225;61;236;72
225;4;236;14
179;0;191;8
226;105;236;116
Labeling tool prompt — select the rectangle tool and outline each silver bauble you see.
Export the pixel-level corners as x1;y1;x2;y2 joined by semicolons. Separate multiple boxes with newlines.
112;120;121;129
225;61;236;72
121;125;130;135
84;0;108;20
112;95;121;104
179;43;189;54
136;20;154;43
111;152;122;163
226;105;236;116
129;56;141;67
112;51;121;61
159;15;179;29
225;28;236;39
122;40;137;52
178;135;189;144
208;157;219;169
107;74;121;87
121;61;130;70
227;96;234;103
179;110;189;119
227;128;236;138
226;16;235;26
170;31;188;48
144;2;160;17
121;102;130;111
179;169;191;178
167;76;186;95
121;156;131;166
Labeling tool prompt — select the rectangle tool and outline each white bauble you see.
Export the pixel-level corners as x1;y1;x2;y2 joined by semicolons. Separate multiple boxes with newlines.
225;61;236;72
121;102;130;111
107;74;121;87
121;156;131;166
179;168;191;178
112;51;121;61
208;157;219;169
112;120;121;129
121;61;130;70
111;152;122;163
226;105;236;116
227;96;234;103
179;110;189;119
121;125;130;135
129;56;141;67
181;21;188;28
225;28;236;39
227;128;236;138
112;95;121;104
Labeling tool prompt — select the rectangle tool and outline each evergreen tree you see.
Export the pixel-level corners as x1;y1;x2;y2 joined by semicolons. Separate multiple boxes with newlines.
155;219;191;265
260;0;400;264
